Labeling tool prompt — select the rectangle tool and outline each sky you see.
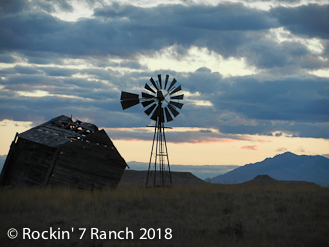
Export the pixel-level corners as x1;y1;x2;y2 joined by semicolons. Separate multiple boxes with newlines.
0;0;329;173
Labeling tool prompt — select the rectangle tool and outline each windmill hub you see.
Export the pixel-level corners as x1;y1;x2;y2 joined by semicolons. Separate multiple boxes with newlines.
156;90;165;101
120;74;184;187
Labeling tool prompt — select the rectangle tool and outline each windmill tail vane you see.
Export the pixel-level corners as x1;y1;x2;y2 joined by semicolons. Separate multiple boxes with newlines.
120;74;184;187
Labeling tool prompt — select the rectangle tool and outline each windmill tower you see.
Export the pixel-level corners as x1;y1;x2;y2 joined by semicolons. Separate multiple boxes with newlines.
120;74;184;187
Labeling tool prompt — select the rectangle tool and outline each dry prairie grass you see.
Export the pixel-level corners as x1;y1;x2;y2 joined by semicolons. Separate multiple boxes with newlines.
1;183;329;247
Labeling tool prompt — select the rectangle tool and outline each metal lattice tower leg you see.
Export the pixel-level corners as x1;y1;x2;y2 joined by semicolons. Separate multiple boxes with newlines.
146;118;172;187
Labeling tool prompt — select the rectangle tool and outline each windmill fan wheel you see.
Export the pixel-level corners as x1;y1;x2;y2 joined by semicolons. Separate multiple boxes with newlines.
120;74;184;122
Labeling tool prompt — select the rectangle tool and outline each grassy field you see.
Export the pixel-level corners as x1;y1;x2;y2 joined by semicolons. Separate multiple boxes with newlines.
1;183;329;247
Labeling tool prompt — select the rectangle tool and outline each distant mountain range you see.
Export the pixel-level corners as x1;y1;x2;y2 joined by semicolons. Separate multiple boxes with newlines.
126;161;239;180
210;152;329;187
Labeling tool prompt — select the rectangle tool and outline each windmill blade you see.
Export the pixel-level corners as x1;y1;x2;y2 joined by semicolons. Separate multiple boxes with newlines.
120;91;140;110
158;74;162;89
142;92;156;99
151;105;164;122
164;107;173;122
170;94;184;100
167;104;180;117
121;91;139;101
164;74;169;89
142;100;154;107
150;106;159;121
169;85;182;95
169;101;184;109
167;78;177;91
145;83;156;94
144;103;157;116
121;100;140;110
150;77;159;91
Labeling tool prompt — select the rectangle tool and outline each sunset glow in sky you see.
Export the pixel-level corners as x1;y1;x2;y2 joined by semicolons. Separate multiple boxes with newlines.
0;0;329;169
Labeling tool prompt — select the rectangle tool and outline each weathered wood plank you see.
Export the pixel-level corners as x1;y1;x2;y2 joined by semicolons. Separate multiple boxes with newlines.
43;147;61;186
1;115;127;189
49;166;118;189
1;138;57;186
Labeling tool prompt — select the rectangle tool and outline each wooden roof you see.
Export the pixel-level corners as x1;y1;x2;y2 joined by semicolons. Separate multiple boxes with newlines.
18;115;99;148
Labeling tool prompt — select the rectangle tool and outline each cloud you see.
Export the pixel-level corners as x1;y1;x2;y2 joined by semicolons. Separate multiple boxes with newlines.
276;147;287;152
323;154;329;159
1;65;329;138
0;2;279;58
296;146;305;152
213;76;329;123
241;145;259;150
0;1;326;73
275;132;283;137
0;0;29;15
105;127;249;144
94;2;278;31
0;0;328;144
271;4;329;40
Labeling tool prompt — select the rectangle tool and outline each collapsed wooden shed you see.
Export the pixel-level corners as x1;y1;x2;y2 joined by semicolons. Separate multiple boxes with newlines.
0;115;127;189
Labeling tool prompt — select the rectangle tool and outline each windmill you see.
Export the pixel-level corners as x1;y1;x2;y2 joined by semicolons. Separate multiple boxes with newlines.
120;74;184;187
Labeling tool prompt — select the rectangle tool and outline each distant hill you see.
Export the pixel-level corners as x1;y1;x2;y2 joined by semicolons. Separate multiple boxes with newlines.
241;175;319;187
210;152;329;187
119;170;205;186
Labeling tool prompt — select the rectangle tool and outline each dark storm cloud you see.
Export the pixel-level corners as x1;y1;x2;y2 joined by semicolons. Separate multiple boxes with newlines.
0;93;122;126
0;1;325;70
92;3;279;57
0;0;328;141
0;65;42;76
245;0;301;2
1;65;329;138
243;39;313;69
0;0;29;15
0;1;278;58
0;53;16;63
175;69;329;137
271;4;329;39
94;3;277;31
0;13;69;57
0;0;73;15
215;76;329;123
0;67;148;128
